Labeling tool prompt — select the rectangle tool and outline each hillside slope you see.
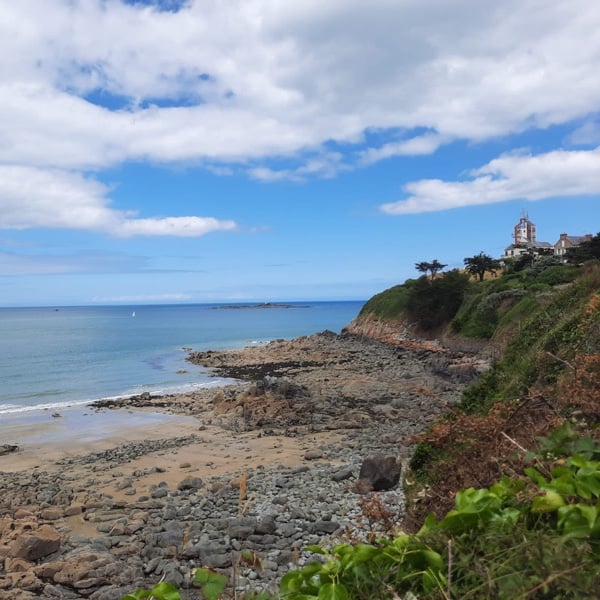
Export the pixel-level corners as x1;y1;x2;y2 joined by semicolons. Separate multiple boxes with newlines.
349;260;600;525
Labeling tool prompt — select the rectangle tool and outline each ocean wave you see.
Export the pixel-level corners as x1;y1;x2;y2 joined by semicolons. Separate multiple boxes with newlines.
0;379;237;415
0;398;92;415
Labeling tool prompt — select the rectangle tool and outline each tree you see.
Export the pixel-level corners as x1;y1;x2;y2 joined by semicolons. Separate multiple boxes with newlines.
565;232;600;263
406;269;470;330
463;252;501;281
415;259;447;281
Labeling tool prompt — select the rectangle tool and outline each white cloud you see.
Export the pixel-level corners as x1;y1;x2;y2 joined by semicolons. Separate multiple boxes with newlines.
359;133;448;166
0;0;600;230
0;166;237;236
115;216;237;237
249;151;347;182
380;147;600;214
1;1;599;171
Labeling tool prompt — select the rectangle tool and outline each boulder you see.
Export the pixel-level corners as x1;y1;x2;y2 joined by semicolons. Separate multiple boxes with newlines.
9;525;61;561
358;456;401;492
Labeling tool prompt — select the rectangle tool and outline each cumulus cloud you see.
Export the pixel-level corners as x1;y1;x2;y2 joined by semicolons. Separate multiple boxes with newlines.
1;0;599;171
0;166;237;236
380;147;600;214
1;0;600;230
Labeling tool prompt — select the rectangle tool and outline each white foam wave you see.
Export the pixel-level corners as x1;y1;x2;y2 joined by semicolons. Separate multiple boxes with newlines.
0;379;237;415
0;398;92;415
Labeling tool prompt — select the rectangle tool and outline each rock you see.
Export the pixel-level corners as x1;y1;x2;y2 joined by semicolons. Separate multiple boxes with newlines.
0;444;19;456
256;514;277;535
178;476;203;490
358;456;401;491
331;468;354;482
9;525;61;561
304;449;323;460
310;520;341;534
4;557;33;573
64;503;84;516
39;508;62;521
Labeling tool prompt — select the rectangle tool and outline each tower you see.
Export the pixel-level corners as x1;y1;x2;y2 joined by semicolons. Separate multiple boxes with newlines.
514;210;536;245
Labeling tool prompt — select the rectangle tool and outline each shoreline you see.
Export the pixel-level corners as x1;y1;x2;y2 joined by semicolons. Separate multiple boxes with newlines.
0;405;202;472
0;330;485;599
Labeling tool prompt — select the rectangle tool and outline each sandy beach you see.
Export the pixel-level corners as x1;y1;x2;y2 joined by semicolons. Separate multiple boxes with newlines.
1;396;345;500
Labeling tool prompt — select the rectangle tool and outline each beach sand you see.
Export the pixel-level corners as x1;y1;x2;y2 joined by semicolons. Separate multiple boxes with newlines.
0;405;201;471
0;400;342;504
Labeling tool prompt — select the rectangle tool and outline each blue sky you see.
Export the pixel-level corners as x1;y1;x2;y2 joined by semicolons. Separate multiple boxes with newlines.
1;0;599;306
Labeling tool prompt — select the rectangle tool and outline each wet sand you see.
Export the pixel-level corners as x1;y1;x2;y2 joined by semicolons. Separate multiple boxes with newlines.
0;405;202;472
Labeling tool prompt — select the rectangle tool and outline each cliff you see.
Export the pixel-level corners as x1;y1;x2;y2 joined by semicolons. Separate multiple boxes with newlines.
349;260;600;526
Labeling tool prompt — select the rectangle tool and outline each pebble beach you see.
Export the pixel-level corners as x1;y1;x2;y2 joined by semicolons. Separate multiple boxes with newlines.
0;330;487;599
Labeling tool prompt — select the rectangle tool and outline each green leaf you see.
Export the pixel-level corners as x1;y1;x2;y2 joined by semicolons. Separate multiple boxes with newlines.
305;545;329;555
422;567;446;594
194;568;227;600
525;467;548;485
317;582;350;600
490;507;520;526
531;490;565;513
574;470;600;499
558;504;598;538
418;512;438;534
346;544;379;564
544;473;576;496
148;582;181;600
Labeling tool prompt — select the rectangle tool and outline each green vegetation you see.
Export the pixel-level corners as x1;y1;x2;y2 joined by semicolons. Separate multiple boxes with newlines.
415;259;447;281
123;568;227;600
360;253;589;341
463;251;501;281
280;433;600;599
565;232;600;263
122;250;599;600
123;432;600;599
360;269;470;332
460;263;600;413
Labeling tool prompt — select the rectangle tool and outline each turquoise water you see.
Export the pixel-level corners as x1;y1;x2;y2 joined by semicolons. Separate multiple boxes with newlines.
0;301;363;414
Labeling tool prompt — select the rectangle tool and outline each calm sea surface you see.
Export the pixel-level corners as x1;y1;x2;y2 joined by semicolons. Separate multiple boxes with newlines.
0;301;363;414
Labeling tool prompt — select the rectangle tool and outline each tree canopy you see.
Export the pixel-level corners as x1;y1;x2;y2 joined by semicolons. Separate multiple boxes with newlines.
463;252;500;281
415;259;447;280
566;232;600;263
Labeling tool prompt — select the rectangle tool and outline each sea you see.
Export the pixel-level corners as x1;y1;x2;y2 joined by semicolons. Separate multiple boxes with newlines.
0;301;363;416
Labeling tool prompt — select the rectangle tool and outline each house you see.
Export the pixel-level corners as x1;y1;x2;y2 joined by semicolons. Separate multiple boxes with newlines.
503;212;553;258
554;233;593;257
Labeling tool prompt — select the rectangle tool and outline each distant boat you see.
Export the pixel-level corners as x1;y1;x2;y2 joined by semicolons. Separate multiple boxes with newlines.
132;311;136;317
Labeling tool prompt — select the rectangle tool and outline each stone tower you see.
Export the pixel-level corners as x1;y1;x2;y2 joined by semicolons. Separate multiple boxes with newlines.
514;210;536;245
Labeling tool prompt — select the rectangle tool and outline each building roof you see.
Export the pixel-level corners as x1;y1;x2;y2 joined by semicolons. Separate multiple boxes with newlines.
556;234;592;245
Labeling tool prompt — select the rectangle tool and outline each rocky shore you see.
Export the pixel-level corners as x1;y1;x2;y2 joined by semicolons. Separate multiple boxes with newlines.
0;330;487;599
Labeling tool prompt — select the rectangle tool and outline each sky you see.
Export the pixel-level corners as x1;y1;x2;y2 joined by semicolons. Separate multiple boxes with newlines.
1;0;599;307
